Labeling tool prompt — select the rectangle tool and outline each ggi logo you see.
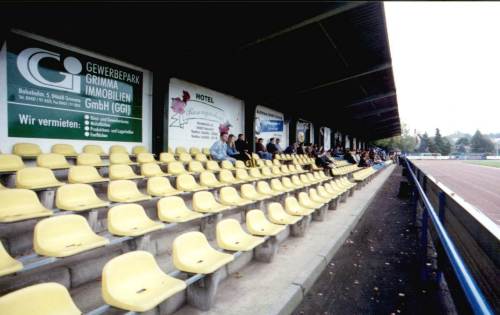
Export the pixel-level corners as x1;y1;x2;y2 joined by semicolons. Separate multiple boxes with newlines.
16;47;82;94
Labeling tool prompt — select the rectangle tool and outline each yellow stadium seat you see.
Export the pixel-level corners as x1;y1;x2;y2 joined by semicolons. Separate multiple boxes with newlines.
202;147;211;156
246;209;285;236
261;167;273;178
109;164;143;180
190;147;201;156
102;251;186;312
288;165;298;173
235;160;248;169
56;184;109;211
309;188;330;204
235;168;252;182
221;160;235;170
107;204;164;236
188;161;205;173
0;154;24;172
296;165;305;172
195;153;208;162
270;178;289;192
68;166;108;184
0;183;5;190
12;143;42;157
51;144;77;156
77;153;106;167
256;159;265;168
0;282;81;315
110;153;136;165
147;176;181;197
257;181;280;196
83;144;105;156
15;167;63;189
178;153;192;163
36;153;70;169
176;174;206;192
285;196;314;216
159;152;175;164
206;160;221;172
263;160;273;168
280;165;290;174
0;189;52;222
168;146;174;154
141;163;168;177
219;186;252;206
219;169;242;184
291;175;305;187
192;191;229;213
0;242;22;276
271;166;282;176
175;146;188;156
108;180;151;203
240;184;267;201
318;185;338;199
172;231;234;274
325;182;344;195
281;177;297;190
267;202;301;225
199;171;225;188
272;159;281;166
300;174;313;185
137;153;157;164
34;214;109;257
216;219;264;251
249;167;264;179
167;161;189;176
298;191;323;209
109;145;128;155
251;153;260;160
307;173;319;183
157;196;203;223
132;145;148;155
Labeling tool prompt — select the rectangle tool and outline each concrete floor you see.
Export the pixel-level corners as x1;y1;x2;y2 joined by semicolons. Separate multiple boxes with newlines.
173;164;395;315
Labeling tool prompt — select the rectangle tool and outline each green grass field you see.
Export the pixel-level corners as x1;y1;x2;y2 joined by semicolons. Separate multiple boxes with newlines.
465;160;500;168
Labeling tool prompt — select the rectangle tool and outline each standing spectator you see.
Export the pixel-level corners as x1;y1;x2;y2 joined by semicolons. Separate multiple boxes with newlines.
275;138;283;153
256;138;272;160
210;132;236;163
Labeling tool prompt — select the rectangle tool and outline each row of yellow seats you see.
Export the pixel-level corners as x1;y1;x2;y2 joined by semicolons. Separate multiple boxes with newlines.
1;199;318;314
166;146;212;157
352;167;376;181
9;143;152;158
331;160;350;167
331;164;359;176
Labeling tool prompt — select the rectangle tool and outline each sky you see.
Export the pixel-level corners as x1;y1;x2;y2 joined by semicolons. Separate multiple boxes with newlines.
384;2;500;137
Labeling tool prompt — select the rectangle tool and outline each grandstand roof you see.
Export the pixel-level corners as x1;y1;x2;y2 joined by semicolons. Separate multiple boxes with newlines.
0;2;400;141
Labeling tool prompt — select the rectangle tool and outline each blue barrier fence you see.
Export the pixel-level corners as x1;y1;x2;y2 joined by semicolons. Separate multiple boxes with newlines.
404;157;494;315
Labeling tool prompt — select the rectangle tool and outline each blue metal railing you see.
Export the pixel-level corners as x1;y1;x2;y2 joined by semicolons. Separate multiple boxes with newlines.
404;157;494;315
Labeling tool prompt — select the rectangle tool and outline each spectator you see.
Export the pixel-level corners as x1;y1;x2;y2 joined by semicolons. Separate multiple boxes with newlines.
210;132;236;163
284;142;298;154
297;143;305;154
226;134;239;159
256;138;272;160
344;149;357;164
275;138;283;153
358;152;370;167
266;138;278;156
234;133;251;161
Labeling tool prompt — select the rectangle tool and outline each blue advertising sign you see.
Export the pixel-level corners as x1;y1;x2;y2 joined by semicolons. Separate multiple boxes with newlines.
261;119;283;132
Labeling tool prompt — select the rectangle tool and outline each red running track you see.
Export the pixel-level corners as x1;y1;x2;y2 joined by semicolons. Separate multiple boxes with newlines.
413;160;500;225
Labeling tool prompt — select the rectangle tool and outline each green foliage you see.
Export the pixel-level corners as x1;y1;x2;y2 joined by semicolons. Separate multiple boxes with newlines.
470;130;495;153
456;137;470;146
373;123;416;152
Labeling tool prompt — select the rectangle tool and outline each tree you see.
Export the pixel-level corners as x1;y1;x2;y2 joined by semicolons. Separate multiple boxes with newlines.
372;123;416;153
428;137;438;153
470;130;496;153
456;137;469;146
433;128;446;154
440;137;452;155
418;132;430;153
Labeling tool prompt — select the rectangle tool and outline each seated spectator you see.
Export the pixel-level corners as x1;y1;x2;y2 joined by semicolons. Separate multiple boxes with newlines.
284;142;298;154
256;138;272;160
266;138;279;156
234;133;251;161
358;152;370;167
315;149;333;169
344;149;357;164
275;138;283;153
226;134;240;159
297;143;305;154
210;132;236;163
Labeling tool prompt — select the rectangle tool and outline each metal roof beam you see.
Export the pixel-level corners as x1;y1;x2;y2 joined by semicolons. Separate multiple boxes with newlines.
354;107;397;119
345;91;397;108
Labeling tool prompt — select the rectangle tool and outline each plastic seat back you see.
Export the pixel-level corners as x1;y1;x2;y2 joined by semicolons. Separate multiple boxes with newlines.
0;189;51;222
200;171;223;187
206;160;221;172
273;159;281;166
0;154;25;172
219;169;237;183
251;153;260;160
271;166;282;175
147;176;178;196
246;209;283;236
235;168;251;181
176;174;203;191
159;152;175;163
221;160;235;170
132;145;148;155
109;164;140;180
77;153;104;166
51;144;77;156
137;153;156;164
56;183;107;210
292;175;304;187
220;186;247;205
12;143;42;157
256;181;274;195
178;153;192;163
192;191;226;212
109;145;128;154
107;203;163;236
0;282;81;315
157;196;202;222
188;161;205;173
190;147;201;155
168;161;188;175
264;160;273;167
268;202;300;224
0;241;23;276
15;167;62;189
280;165;290;174
281;177;295;189
261;167;273;177
36;153;69;169
241;184;262;200
68;166;106;184
141;163;165;177
288;165;297;173
175;146;188;156
110;153;133;165
235;160;247;169
83;144;105;155
108;180;150;202
300;174;311;185
202;147;211;156
195;153;208;162
249;167;263;178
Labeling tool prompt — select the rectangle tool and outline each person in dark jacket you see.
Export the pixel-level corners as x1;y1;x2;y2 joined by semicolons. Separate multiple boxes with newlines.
234;133;251;161
266;138;278;156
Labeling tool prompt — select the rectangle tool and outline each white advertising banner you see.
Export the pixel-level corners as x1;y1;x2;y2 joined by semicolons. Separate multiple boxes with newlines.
167;78;244;148
255;105;284;143
345;134;350;149
353;137;357;150
321;127;331;151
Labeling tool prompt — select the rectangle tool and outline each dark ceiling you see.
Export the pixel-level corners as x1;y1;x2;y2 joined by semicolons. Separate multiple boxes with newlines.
0;1;400;141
